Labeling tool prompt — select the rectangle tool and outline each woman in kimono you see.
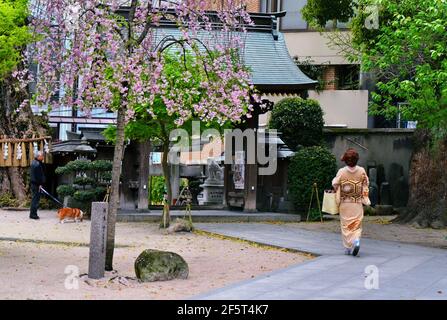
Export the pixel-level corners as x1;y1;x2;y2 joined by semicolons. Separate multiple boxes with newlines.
332;148;370;257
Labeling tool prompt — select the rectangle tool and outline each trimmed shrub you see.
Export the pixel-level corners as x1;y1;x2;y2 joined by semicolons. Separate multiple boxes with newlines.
288;146;337;215
269;97;324;150
55;159;112;213
73;176;96;186
55;159;91;175
90;160;113;172
56;185;75;198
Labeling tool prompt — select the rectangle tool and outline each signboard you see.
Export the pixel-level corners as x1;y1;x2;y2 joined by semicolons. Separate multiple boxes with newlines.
233;151;245;190
150;152;162;164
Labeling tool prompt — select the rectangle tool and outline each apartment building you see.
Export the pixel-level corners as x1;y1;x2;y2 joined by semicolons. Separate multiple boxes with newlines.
250;0;370;129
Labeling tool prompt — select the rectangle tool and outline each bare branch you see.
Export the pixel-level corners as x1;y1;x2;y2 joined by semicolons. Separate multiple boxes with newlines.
127;0;139;50
136;1;154;45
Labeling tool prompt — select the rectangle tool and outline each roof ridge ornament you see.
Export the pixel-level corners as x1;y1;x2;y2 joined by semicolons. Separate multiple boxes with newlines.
272;15;278;40
270;12;286;41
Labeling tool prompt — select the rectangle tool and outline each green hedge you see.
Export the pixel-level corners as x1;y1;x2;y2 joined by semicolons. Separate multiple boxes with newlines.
269;97;324;150
289;146;337;214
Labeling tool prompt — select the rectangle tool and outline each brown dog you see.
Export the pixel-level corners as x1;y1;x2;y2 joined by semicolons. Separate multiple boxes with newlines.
57;207;84;223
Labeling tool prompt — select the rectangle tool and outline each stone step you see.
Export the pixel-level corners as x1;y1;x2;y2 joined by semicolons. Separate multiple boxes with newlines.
116;210;301;223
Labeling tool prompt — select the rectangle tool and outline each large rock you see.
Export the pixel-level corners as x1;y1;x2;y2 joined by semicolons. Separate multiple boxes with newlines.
134;249;189;282
167;218;193;234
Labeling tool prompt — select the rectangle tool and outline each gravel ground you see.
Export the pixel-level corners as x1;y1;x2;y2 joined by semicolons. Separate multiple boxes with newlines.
0;209;309;300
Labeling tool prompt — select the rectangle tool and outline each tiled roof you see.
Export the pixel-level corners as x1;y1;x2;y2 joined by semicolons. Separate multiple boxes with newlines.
51;139;97;154
244;32;316;92
113;9;316;93
81;130;106;142
154;28;316;93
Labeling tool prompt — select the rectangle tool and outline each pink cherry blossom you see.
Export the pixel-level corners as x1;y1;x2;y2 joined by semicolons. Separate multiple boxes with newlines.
23;0;258;127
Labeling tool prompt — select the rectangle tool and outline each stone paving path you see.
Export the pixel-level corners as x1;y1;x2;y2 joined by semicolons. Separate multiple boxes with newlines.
193;223;447;300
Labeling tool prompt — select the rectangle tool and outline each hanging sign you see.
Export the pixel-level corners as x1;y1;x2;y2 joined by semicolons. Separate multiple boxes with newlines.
0;136;52;167
5;142;13;167
233;151;245;190
3;143;8;159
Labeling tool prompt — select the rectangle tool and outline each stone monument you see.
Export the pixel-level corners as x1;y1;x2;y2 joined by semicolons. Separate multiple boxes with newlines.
394;176;409;207
198;158;224;205
88;202;108;279
375;182;394;215
380;182;391;205
368;167;379;207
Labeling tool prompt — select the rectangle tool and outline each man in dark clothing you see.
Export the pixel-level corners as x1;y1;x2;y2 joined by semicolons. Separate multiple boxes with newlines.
30;151;46;220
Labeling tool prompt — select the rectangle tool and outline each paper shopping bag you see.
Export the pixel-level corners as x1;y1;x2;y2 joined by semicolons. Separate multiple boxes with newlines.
322;191;339;215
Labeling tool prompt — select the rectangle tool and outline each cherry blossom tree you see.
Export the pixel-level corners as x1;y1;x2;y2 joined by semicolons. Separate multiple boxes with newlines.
26;0;256;270
1;0;47;203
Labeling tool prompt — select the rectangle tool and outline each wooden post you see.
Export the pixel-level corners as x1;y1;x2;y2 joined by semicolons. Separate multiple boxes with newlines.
28;141;34;162
12;143;20;167
45;140;53;164
137;141;150;210
223;164;230;208
243;163;258;212
20;142;28;167
243;104;259;213
306;183;323;222
0;142;5;167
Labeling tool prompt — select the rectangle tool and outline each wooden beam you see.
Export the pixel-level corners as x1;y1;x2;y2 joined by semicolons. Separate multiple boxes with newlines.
0;136;52;143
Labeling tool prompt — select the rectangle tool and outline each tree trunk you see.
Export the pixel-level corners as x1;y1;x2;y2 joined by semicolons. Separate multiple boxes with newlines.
105;107;126;271
394;129;447;228
0;74;46;205
161;141;172;228
332;18;337;30
7;167;27;203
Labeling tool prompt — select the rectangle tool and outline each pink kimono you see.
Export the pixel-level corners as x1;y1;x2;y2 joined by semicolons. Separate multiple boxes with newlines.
332;166;370;249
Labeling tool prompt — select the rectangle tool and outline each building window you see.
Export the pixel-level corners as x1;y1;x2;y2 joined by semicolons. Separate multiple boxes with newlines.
280;0;308;30
259;0;278;13
337;65;360;90
295;57;360;91
260;1;352;31
49;123;60;141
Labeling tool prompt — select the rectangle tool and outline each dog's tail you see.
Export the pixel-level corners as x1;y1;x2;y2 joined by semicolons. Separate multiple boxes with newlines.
80;210;84;222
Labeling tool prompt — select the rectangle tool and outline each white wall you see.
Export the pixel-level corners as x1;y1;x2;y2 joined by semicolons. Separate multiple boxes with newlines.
260;90;369;129
308;90;369;128
283;31;353;65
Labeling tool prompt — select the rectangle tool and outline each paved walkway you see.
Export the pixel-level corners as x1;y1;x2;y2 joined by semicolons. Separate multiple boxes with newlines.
193;223;447;300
